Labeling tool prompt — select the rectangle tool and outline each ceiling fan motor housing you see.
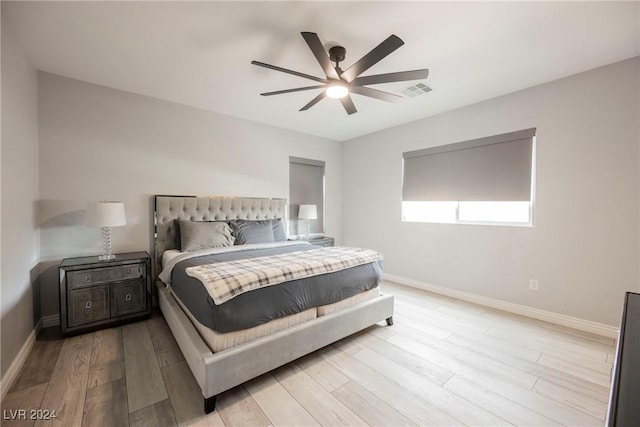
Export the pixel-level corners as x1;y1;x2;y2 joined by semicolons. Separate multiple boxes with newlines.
329;46;346;64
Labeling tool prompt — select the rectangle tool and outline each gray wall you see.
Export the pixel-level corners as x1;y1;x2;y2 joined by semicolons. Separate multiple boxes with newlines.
37;73;343;319
342;57;640;326
1;16;40;378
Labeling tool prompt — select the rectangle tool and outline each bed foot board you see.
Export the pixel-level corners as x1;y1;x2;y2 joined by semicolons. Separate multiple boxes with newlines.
386;316;394;326
204;395;217;414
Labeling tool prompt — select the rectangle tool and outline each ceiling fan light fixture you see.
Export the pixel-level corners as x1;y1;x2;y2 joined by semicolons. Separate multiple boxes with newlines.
325;82;349;99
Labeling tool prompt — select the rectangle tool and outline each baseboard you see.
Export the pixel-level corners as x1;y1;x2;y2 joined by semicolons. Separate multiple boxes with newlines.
383;273;619;339
41;314;60;328
0;319;42;401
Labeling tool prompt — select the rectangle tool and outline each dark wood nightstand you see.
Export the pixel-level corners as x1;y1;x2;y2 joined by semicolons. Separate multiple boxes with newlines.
59;251;151;335
307;236;335;247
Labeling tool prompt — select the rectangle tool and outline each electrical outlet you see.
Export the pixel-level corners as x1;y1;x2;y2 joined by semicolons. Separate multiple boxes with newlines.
529;279;539;291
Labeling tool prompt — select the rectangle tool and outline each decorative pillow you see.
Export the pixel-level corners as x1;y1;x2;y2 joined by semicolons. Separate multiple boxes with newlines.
272;218;287;242
230;219;275;245
179;220;235;252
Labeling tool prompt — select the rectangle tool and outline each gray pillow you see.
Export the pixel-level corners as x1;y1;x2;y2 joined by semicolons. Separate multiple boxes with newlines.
230;220;275;245
179;221;235;252
272;218;286;242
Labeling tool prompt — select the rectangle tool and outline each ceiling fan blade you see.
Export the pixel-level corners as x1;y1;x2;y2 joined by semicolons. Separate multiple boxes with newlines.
350;86;403;103
341;35;405;83
301;32;340;80
251;60;327;84
340;95;357;115
260;85;326;96
300;92;327;111
352;69;429;86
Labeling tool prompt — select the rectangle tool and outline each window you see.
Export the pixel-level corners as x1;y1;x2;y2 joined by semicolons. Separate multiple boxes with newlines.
402;201;457;223
402;129;536;226
402;201;531;225
458;201;530;223
289;157;325;235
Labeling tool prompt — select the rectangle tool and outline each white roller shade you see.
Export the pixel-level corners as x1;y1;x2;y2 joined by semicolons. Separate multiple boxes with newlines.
402;128;535;202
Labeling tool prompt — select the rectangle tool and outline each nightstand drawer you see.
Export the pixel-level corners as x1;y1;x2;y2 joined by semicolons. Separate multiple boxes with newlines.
68;264;145;289
68;285;110;327
111;280;146;316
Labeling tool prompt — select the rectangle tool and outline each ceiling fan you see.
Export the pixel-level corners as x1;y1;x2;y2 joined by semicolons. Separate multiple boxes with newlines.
251;32;429;115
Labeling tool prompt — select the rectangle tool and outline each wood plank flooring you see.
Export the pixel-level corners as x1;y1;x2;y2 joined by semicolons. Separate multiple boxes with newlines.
1;281;616;426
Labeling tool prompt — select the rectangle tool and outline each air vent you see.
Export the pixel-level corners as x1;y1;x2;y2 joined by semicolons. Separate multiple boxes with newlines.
400;82;432;97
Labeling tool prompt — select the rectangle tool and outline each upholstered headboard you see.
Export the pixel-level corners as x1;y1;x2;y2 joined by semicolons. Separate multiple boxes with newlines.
153;195;287;279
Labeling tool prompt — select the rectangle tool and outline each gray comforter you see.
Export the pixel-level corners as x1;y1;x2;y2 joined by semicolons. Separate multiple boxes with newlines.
170;243;382;333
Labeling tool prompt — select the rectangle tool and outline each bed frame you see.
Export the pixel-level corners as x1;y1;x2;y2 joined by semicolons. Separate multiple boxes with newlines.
153;195;394;413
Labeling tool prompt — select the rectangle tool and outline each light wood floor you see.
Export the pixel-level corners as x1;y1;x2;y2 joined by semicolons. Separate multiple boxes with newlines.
2;281;616;426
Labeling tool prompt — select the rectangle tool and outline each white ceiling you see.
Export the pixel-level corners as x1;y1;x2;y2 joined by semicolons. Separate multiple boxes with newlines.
4;1;639;141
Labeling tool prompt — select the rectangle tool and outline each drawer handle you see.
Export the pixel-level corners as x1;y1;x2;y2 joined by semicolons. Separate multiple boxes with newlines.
125;293;132;301
85;301;93;309
84;275;91;283
125;267;130;274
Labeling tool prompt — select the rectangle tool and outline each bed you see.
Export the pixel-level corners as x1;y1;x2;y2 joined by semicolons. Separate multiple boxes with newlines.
153;195;394;413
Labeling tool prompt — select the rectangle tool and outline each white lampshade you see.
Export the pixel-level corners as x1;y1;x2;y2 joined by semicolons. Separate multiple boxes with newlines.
86;201;126;227
298;204;318;220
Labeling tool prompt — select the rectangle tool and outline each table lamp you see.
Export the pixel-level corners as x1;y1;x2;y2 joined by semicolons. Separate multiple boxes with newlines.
298;204;317;240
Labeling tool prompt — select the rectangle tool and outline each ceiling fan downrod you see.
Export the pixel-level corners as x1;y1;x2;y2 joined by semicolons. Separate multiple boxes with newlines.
329;46;346;75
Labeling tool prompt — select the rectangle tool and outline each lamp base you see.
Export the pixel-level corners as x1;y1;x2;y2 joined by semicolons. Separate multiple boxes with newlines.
98;226;115;261
300;219;310;241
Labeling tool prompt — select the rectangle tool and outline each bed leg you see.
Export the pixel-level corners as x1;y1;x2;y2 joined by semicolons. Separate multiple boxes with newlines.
386;316;394;326
204;395;217;414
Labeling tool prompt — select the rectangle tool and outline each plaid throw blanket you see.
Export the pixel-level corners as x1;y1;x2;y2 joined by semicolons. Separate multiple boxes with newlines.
185;246;382;305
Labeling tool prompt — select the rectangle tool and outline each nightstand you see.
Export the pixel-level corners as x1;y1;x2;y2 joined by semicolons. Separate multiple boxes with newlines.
59;251;151;335
307;236;335;247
